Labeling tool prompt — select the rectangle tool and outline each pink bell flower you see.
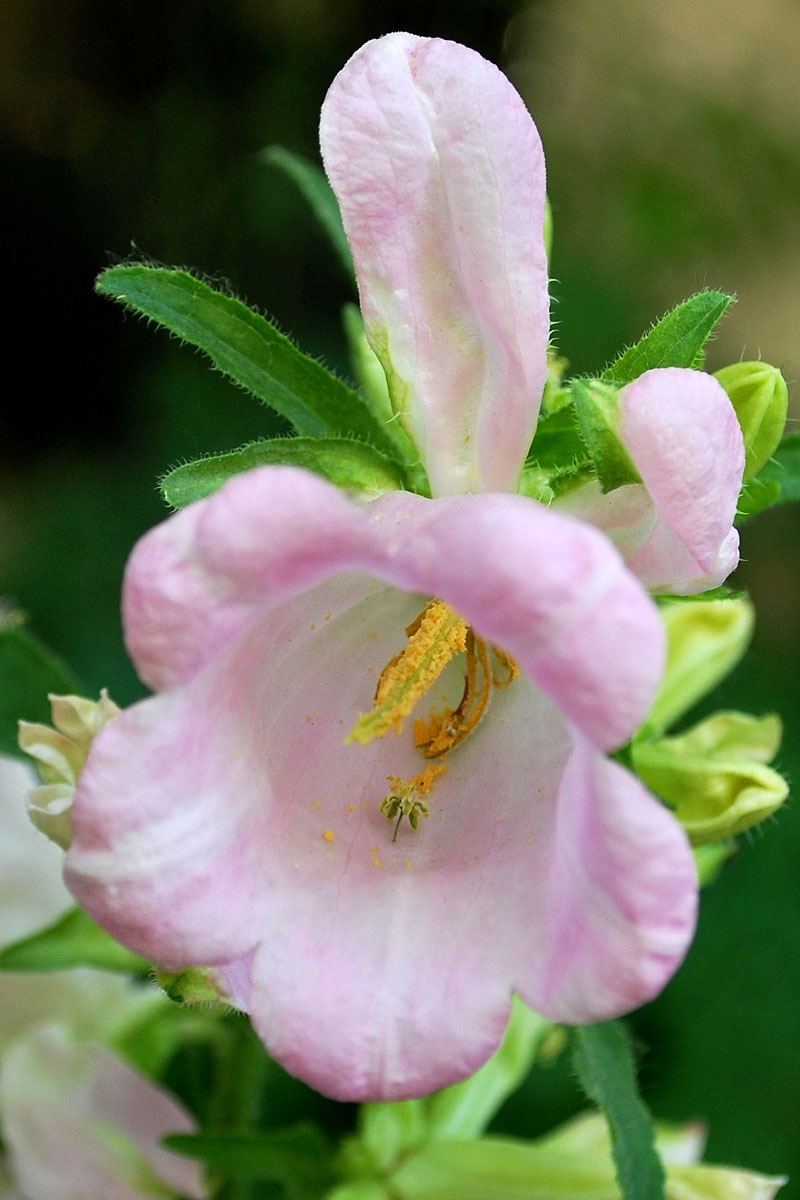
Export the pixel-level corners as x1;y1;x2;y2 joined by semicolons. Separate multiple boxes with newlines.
64;34;744;1100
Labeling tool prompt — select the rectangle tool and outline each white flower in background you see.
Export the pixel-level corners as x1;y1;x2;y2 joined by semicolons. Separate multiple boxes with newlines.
0;757;205;1200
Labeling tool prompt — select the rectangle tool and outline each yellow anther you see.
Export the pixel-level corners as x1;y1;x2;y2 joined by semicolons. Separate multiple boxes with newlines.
490;645;520;688
346;597;521;842
348;600;468;745
414;632;494;758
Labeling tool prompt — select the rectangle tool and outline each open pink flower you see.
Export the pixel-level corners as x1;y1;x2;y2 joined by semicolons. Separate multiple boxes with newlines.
66;468;696;1100
63;35;744;1101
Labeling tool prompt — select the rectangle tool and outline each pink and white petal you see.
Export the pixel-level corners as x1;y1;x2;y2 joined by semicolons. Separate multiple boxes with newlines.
0;1025;204;1200
619;368;744;591
554;481;657;562
374;490;665;749
320;34;549;496
122;470;662;749
514;732;697;1022
627;522;740;595
123;466;378;691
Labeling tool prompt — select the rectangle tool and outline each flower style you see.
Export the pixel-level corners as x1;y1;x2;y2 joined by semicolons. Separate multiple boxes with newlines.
63;34;744;1101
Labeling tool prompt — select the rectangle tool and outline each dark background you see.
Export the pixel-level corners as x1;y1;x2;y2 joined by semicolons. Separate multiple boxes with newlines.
1;0;798;1189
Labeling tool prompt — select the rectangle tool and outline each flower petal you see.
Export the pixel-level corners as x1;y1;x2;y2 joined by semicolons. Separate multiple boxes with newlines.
123;470;664;750
123;466;377;690
0;1025;204;1200
320;34;549;496
513;732;697;1022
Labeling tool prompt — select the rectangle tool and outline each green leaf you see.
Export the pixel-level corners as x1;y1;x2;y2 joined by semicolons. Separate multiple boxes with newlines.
737;433;800;519
95;266;400;459
263;146;355;282
602;291;734;385
572;1022;665;1200
0;906;149;974
0;615;83;760
161;437;407;508
164;1124;333;1198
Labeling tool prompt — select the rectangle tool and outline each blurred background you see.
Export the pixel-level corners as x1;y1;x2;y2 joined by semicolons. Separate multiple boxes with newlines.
1;0;798;1190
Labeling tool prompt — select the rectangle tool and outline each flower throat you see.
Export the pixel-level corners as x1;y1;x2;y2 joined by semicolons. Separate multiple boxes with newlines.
347;599;519;840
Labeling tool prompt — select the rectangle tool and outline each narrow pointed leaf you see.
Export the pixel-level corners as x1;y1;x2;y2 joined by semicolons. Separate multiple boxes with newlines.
737;433;800;520
572;1021;665;1200
161;437;408;508
602;292;734;385
0;616;83;760
263;145;355;282
96;266;399;457
164;1124;333;1197
0;906;149;974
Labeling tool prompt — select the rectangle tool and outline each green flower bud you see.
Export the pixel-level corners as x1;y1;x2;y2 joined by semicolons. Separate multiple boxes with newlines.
571;379;641;493
645;597;755;736
18;691;120;849
633;711;788;845
714;361;788;482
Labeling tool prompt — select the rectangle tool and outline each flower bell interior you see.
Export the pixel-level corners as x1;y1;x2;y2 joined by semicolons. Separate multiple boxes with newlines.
348;598;520;841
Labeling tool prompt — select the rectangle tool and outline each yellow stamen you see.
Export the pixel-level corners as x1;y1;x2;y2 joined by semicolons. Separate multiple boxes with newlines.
347;600;468;745
414;631;494;757
490;645;520;688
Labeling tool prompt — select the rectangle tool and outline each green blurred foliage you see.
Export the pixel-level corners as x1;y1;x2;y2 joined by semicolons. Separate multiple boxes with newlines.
1;0;798;1194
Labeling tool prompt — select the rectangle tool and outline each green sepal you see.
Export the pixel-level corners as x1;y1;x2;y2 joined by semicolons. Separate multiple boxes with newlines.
350;1101;428;1178
424;997;549;1140
161;436;409;509
263;145;355;283
633;711;788;845
153;965;232;1009
602;291;734;385
715;361;788;482
737;433;800;520
693;841;735;887
0;906;149;974
642;596;754;737
572;1022;665;1200
164;1124;334;1197
0;613;83;760
572;380;641;493
95;266;400;460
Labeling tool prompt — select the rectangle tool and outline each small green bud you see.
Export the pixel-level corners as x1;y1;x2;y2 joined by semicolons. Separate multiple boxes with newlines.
715;361;788;482
571;379;641;493
633;711;788;845
645;597;755;736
